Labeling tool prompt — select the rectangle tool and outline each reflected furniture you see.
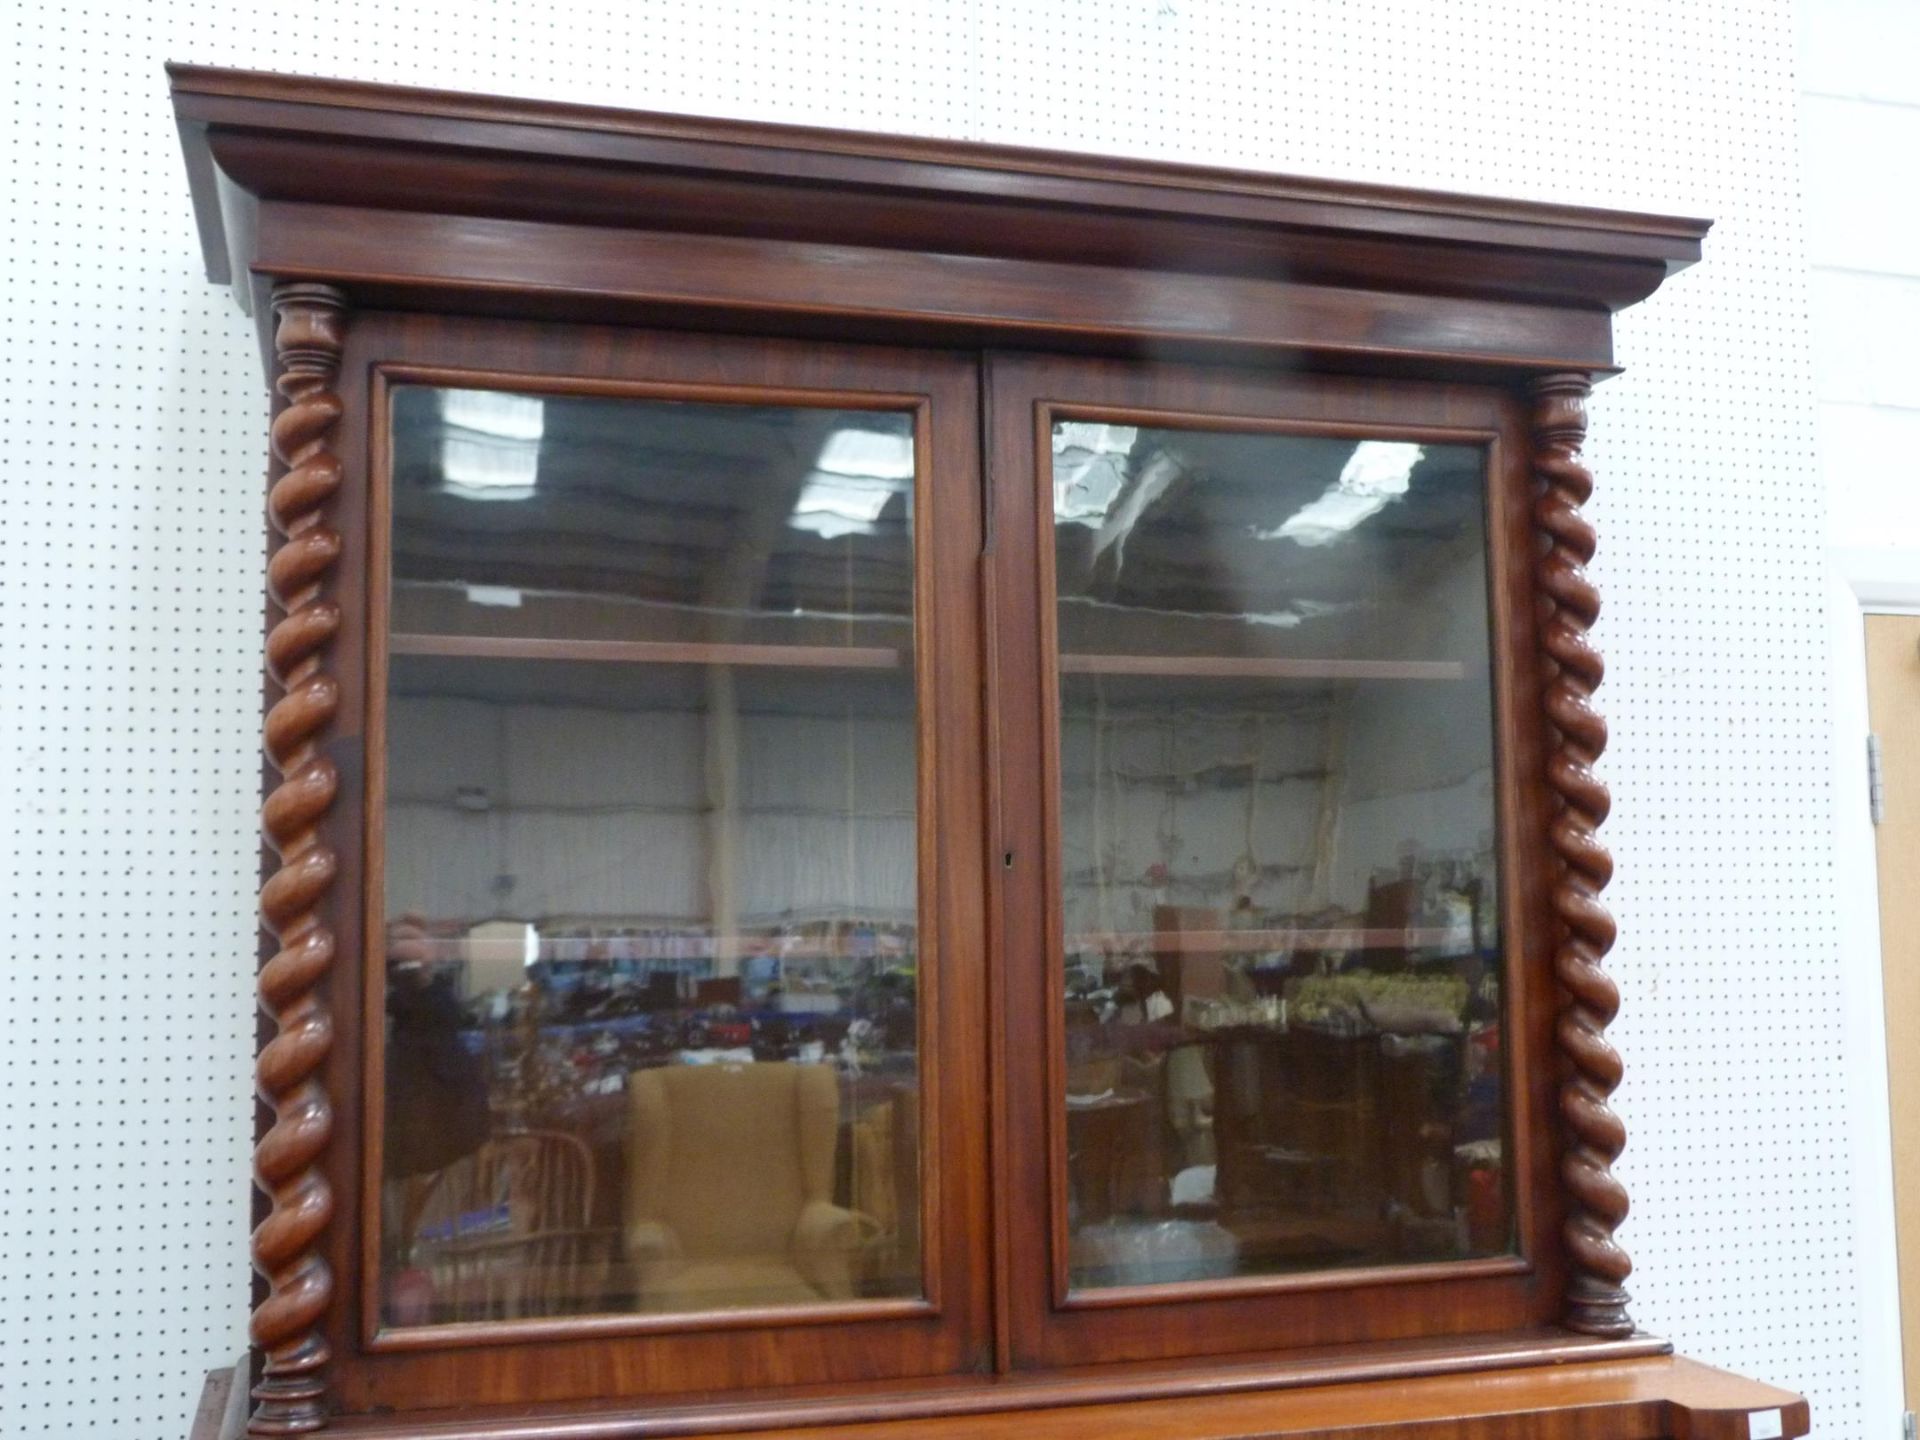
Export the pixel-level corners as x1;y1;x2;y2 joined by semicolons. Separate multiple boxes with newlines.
398;1129;606;1325
624;1063;874;1310
170;65;1808;1440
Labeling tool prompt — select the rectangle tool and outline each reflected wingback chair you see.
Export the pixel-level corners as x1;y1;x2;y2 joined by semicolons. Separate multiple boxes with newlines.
623;1062;874;1311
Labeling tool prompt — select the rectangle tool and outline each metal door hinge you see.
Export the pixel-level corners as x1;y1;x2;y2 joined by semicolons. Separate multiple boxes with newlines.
1869;733;1887;826
1898;1408;1913;1440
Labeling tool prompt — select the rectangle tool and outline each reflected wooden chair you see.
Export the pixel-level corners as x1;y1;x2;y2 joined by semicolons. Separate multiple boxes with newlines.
406;1128;611;1321
850;1083;920;1287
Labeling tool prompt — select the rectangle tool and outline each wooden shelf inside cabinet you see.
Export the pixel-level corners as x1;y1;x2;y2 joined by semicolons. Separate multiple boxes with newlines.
419;935;915;966
1058;655;1467;682
1068;927;1457;955
388;632;907;670
390;635;1467;682
568;937;906;965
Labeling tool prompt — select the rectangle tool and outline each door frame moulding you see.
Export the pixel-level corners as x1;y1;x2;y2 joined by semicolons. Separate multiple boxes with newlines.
1826;547;1920;1433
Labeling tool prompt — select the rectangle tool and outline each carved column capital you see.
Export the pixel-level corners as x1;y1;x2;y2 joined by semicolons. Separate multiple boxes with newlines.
250;281;349;1435
1529;373;1590;446
1528;370;1632;1339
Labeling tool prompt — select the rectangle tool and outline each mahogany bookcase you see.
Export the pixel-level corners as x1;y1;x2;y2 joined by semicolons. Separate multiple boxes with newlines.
169;64;1805;1440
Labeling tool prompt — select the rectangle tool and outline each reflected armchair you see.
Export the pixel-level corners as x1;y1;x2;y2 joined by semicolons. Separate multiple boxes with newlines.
623;1062;879;1312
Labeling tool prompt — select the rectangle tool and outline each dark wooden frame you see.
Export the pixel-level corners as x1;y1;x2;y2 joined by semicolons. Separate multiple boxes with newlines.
985;355;1558;1368
168;63;1806;1440
323;316;993;1415
359;348;978;1354
168;66;1707;380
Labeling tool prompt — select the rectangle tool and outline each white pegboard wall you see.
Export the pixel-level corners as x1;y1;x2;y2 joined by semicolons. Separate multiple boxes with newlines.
0;2;1851;1435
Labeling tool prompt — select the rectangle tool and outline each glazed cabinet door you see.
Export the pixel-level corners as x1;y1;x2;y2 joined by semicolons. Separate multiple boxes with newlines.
325;318;991;1412
986;353;1564;1369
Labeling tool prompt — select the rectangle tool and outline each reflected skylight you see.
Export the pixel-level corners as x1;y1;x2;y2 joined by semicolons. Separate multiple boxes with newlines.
1253;441;1424;546
1053;422;1140;527
438;389;544;501
790;425;914;540
441;389;545;441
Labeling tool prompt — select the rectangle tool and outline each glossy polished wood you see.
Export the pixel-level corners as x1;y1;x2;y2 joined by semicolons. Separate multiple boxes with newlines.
986;355;1559;1371
167;67;1707;376
188;1351;1803;1440
166;67;1704;295
1527;375;1632;1338
339;319;992;1415
247;207;1614;378
253;283;350;1437
161;65;1775;1440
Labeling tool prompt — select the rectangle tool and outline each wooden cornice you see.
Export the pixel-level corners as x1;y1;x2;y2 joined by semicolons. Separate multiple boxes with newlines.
168;65;1708;377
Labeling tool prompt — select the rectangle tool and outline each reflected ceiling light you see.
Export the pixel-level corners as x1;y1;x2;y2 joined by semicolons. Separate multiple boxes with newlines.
441;434;539;499
438;389;543;500
1253;441;1424;546
1245;599;1349;628
1052;422;1139;527
790;476;896;539
463;584;523;608
441;388;545;441
816;425;913;479
790;425;913;539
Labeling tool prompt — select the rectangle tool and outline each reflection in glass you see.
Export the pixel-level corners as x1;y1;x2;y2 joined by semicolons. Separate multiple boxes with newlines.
379;387;921;1325
1051;421;1509;1290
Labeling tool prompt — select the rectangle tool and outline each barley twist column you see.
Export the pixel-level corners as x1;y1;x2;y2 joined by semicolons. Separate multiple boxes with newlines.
1530;372;1633;1339
250;282;348;1434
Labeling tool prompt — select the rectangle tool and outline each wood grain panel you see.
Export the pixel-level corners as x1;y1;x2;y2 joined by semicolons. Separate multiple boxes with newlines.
190;1350;1800;1440
170;63;1708;331
247;203;1616;377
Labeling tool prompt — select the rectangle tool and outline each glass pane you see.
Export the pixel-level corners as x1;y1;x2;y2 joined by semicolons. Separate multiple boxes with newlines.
379;386;923;1326
1050;421;1508;1290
